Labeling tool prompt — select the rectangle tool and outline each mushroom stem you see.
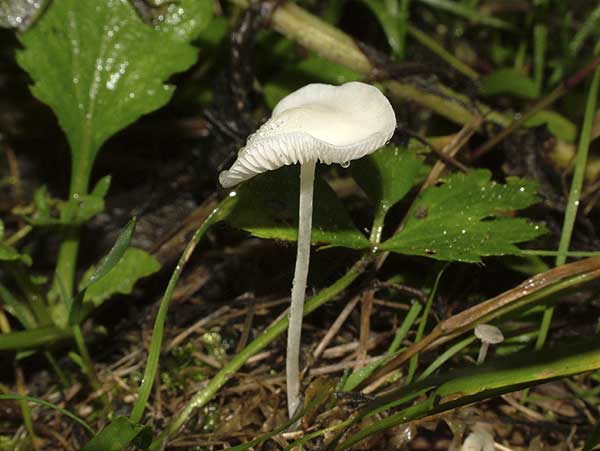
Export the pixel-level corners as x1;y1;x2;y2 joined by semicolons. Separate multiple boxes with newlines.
477;342;489;365
287;159;316;419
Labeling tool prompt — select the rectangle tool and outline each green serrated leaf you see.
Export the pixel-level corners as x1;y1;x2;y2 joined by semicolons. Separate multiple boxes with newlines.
351;146;428;219
153;0;213;43
82;416;152;451
16;0;200;176
227;166;370;250
380;170;546;262
83;248;161;306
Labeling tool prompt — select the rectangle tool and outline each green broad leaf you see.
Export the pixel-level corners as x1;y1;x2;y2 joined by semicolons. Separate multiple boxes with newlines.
525;110;577;142
480;68;539;99
83;248;161;306
153;0;214;43
82;416;152;451
351;146;428;219
196;15;228;48
16;0;202;169
380;170;546;262
227;166;370;250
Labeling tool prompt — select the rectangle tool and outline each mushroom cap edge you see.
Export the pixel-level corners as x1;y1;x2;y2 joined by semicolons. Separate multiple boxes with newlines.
219;81;397;189
474;324;504;344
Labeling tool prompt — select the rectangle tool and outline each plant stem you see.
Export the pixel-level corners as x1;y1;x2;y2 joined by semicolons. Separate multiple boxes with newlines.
406;265;445;384
152;255;371;450
472;52;600;160
476;342;489;364
43;351;69;387
72;325;100;391
51;153;93;303
407;25;479;81
52;231;80;301
72;324;111;411
369;206;387;244
535;63;600;350
130;194;237;424
287;160;316;419
15;367;38;450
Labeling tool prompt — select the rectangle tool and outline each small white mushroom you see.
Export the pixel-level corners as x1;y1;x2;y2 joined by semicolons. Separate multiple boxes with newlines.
219;82;396;418
460;423;495;451
474;324;504;365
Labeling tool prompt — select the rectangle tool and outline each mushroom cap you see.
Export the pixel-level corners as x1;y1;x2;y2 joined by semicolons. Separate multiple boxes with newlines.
219;81;397;188
460;424;495;451
474;324;504;344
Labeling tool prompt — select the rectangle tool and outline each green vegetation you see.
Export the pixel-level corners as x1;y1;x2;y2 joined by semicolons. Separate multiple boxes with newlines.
1;0;600;449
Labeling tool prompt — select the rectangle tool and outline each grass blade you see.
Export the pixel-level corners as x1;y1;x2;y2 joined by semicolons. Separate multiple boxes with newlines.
336;337;600;450
0;394;93;434
130;195;237;424
536;60;600;349
0;325;71;351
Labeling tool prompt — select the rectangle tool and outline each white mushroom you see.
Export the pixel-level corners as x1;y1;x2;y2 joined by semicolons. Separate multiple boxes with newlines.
474;324;504;365
219;81;396;418
460;423;495;451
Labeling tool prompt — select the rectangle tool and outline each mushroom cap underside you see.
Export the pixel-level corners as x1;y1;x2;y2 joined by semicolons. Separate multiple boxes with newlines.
219;82;397;188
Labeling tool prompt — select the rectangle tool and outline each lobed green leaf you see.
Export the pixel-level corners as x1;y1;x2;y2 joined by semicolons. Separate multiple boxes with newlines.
380;170;546;262
351;146;428;219
82;248;161;306
227;166;370;250
16;0;205;168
